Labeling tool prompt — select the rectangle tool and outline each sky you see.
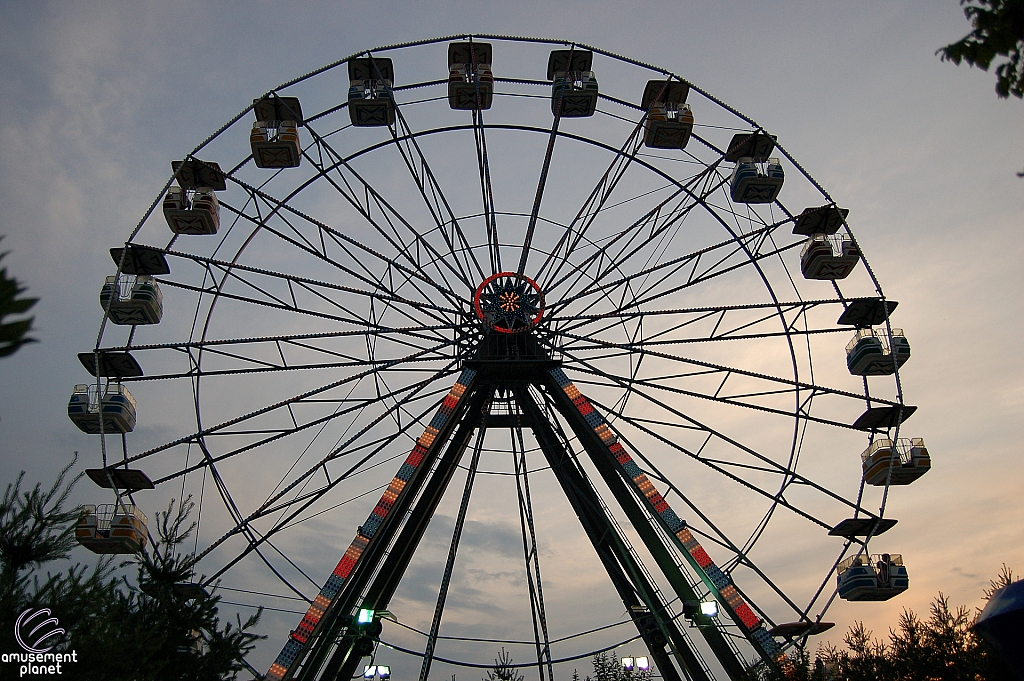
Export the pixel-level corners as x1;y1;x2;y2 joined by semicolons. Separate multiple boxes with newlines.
1;2;1023;679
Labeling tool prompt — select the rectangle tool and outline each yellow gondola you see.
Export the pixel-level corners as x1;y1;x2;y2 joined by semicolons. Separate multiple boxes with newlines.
861;438;930;486
163;186;220;235
76;503;148;554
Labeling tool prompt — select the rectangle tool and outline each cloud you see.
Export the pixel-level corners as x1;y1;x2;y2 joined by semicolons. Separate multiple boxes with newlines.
4;5;1024;678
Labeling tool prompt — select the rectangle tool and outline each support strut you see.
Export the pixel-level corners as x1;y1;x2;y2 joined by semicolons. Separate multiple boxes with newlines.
543;367;784;673
263;368;484;681
516;385;708;681
261;348;779;681
512;416;554;681
539;385;749;680
418;425;487;681
314;384;495;681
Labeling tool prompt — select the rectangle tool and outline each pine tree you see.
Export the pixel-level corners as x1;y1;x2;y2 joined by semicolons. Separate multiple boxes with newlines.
0;237;38;358
71;496;264;680
0;457;120;680
981;563;1015;604
0;461;263;680
759;571;1014;681
484;647;524;681
589;651;654;681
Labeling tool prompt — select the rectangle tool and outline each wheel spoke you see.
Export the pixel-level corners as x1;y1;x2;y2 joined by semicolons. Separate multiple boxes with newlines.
193;371;455;577
84;38;910;679
299;124;471;305
534;110;647;288
383;67;488;285
471;106;502;273
218;168;471;312
120;341;460;466
553;344;877;521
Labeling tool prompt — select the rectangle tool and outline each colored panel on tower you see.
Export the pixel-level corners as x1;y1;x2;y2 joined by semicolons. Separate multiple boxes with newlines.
264;368;478;680
547;366;782;663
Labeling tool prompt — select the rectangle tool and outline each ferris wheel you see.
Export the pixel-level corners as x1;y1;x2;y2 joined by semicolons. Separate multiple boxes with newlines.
69;35;930;681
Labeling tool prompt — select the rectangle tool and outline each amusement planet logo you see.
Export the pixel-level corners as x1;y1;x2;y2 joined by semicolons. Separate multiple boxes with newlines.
2;608;77;677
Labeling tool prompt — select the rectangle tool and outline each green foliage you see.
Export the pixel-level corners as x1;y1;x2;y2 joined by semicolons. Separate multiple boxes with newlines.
938;0;1024;99
483;647;525;681
0;462;263;681
0;237;38;358
0;458;82;588
70;497;265;681
752;581;1013;681
0;456;122;680
981;563;1015;604
748;647;820;681
586;651;654;681
591;650;619;681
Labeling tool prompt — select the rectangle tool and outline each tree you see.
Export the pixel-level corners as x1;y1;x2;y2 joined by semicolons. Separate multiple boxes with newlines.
938;0;1024;99
483;648;525;681
981;563;1015;603
939;1;1024;176
70;496;265;680
0;460;263;680
754;574;1013;681
591;650;620;681
1;457;120;680
0;236;37;358
587;651;654;681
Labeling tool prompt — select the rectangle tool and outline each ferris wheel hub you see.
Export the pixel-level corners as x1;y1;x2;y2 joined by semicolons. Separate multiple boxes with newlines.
79;35;917;677
473;272;545;333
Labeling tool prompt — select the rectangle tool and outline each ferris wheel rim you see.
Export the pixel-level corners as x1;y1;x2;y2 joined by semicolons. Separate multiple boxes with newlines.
82;34;920;678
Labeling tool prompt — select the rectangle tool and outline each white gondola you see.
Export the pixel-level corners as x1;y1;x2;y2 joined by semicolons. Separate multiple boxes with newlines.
251;96;303;168
163;186;220;235
100;275;163;325
846;328;911;376
448;42;494;111
448;64;494;110
645;103;694;149
730;157;784;204
251;119;301;168
177;629;205;655
552;70;598;117
348;58;395;127
641;80;692;150
800;234;860;280
348;80;395;126
861;438;930;486
548;49;597;118
837;553;908;601
68;383;137;434
76;503;148;554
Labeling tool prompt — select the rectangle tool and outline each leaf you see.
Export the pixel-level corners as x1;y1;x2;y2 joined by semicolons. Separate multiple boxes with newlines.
0;237;37;357
937;0;1024;99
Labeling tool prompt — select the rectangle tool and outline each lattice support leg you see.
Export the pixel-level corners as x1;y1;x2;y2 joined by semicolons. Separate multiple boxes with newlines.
545;368;786;672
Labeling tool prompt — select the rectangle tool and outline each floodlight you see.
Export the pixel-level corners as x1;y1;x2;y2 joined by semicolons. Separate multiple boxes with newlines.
363;666;377;679
700;600;719;618
636;657;649;671
377;666;391;679
357;608;375;624
621;657;634;670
